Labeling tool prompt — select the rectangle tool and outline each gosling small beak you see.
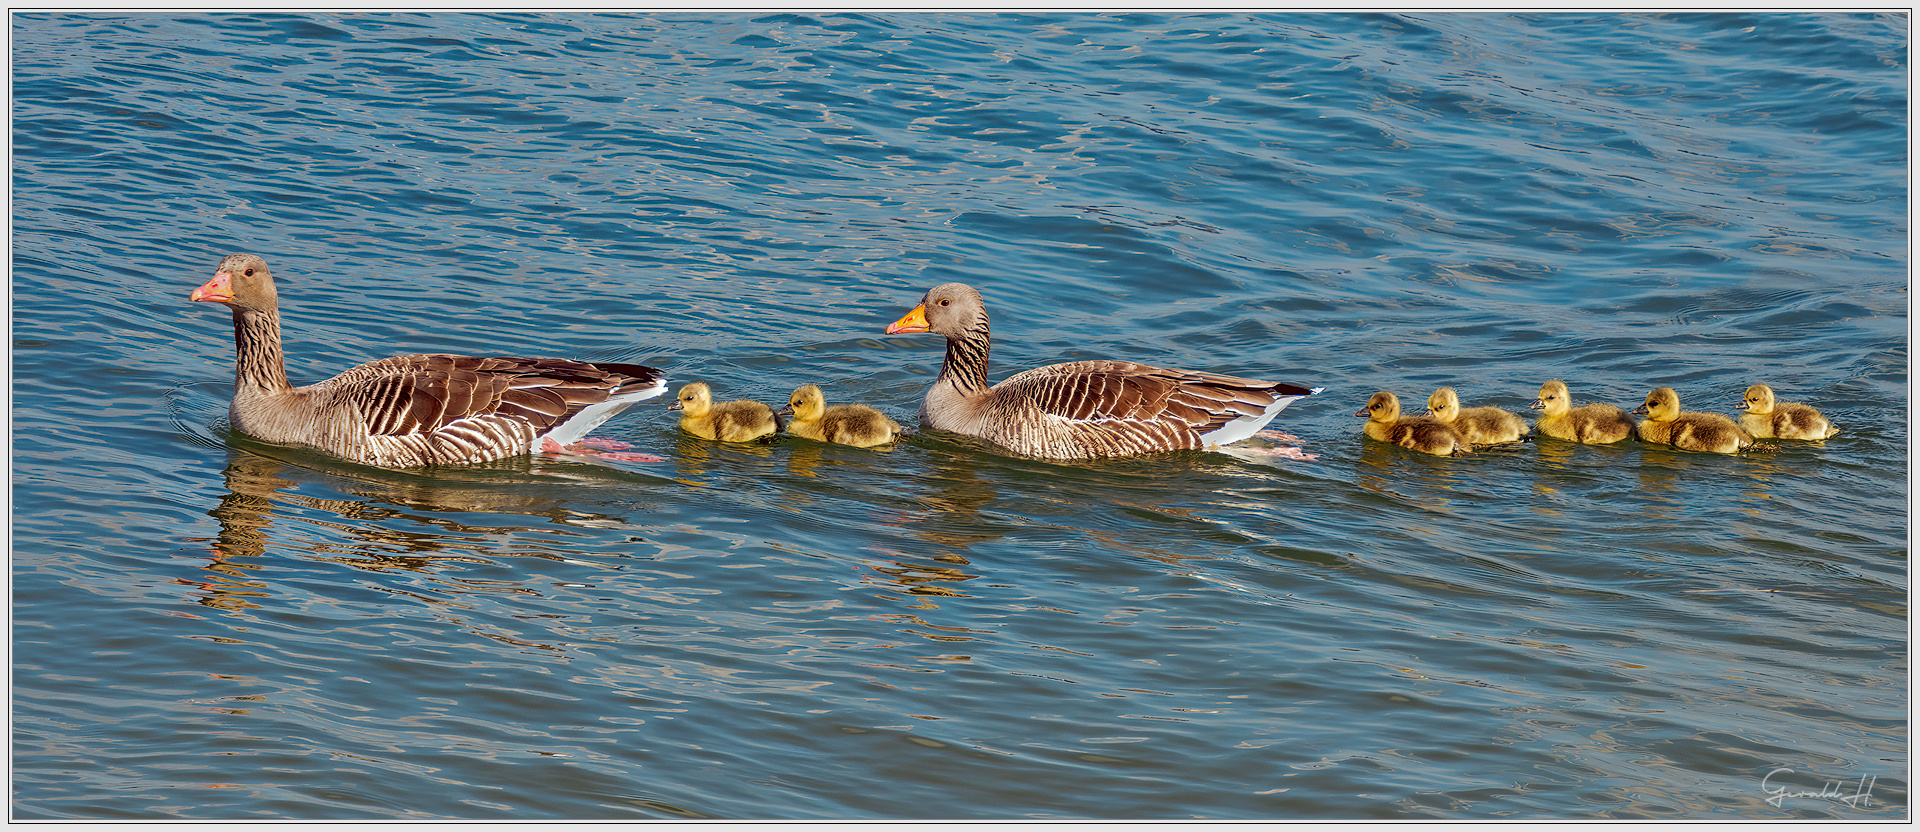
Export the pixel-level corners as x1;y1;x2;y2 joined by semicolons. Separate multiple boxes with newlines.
885;304;930;335
1529;400;1546;410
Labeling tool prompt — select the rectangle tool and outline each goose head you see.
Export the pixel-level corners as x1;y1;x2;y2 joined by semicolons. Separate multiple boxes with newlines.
886;283;989;339
1425;387;1462;421
1634;387;1681;421
191;253;280;313
1737;383;1776;414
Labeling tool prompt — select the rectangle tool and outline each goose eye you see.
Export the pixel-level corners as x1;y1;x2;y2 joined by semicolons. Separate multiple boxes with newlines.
937;299;950;307
244;268;255;276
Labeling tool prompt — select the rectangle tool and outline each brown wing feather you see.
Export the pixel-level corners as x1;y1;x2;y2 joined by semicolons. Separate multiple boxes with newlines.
1002;360;1306;434
980;361;1313;457
321;353;661;439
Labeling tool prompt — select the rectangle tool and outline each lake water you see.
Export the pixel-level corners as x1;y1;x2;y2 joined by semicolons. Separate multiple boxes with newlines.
10;11;1908;820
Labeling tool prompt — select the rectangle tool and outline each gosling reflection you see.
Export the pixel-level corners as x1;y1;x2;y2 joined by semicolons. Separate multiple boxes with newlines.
1351;438;1463;512
668;432;779;484
782;439;902;480
863;556;981;610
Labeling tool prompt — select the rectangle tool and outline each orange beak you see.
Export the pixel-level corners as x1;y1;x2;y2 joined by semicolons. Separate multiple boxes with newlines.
191;271;234;303
885;304;930;335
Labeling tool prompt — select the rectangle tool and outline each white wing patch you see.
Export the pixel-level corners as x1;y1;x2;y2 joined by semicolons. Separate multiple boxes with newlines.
539;378;669;447
1198;386;1324;447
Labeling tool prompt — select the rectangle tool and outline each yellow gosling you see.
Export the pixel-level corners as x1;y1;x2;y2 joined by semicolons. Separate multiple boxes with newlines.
670;382;778;442
1426;386;1529;444
1633;387;1752;454
1736;383;1838;440
1530;380;1635;445
1356;391;1468;456
780;384;902;448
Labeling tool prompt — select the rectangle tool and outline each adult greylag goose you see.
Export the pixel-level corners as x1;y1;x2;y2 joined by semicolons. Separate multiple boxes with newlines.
1633;387;1752;454
1736;383;1838;440
190;253;667;468
669;382;779;442
1529;380;1635;445
1424;386;1529;444
883;283;1320;460
779;384;902;447
1356;391;1468;456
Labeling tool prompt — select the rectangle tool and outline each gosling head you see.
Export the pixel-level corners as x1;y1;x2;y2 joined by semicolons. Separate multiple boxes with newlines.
781;384;826;422
1635;387;1681;421
671;382;713;416
1737;383;1776;414
1532;380;1571;415
1426;387;1461;421
1356;391;1402;423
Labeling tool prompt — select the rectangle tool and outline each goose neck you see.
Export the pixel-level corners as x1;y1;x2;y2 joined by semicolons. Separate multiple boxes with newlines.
938;323;992;395
232;308;294;393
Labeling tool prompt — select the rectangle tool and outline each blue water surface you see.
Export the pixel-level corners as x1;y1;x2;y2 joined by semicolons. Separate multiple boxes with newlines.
11;11;1908;820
